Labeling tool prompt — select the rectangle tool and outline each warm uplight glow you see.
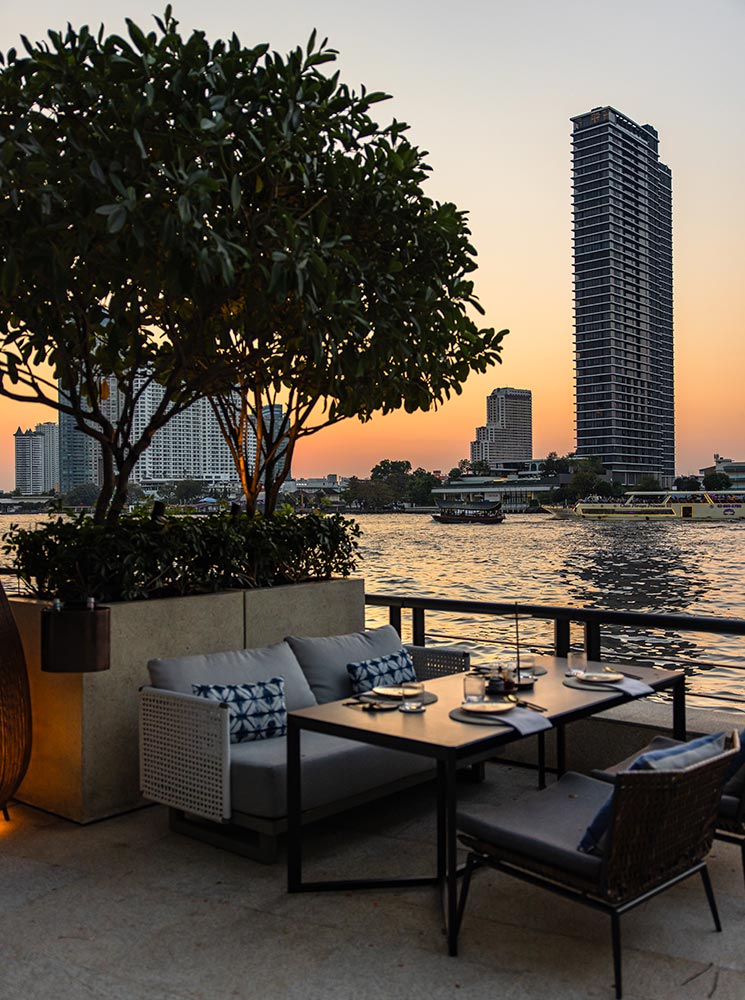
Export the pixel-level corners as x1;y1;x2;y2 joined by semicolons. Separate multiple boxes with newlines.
1;1;743;487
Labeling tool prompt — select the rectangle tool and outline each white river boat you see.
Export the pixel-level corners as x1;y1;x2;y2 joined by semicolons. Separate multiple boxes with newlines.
548;491;745;521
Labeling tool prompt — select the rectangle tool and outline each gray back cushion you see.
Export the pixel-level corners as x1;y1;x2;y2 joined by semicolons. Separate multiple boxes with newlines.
286;624;404;703
147;641;316;711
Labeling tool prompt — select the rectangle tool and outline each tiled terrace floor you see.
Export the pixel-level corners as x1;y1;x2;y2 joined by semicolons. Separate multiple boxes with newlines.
3;763;745;1000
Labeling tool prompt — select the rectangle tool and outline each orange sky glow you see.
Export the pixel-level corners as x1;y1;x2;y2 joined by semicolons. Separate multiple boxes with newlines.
1;0;743;488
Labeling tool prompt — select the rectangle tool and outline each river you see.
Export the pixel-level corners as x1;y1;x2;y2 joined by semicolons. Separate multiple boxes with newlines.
3;511;744;713
356;512;745;714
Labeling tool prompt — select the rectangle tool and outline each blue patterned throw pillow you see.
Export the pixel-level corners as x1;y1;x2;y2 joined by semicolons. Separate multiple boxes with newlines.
192;677;287;744
346;648;416;695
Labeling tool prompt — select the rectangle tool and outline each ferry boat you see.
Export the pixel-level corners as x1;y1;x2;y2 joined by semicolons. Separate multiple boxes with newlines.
431;497;505;524
549;491;745;521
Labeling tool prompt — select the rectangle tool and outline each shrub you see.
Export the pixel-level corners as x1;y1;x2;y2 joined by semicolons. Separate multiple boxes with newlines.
2;510;360;604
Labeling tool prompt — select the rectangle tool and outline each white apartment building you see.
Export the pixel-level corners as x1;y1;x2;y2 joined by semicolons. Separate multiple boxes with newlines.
470;387;533;469
14;422;60;494
58;374;291;490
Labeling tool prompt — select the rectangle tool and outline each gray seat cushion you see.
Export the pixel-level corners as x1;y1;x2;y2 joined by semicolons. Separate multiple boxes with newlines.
230;731;434;818
457;772;606;886
286;625;404;703
147;641;317;711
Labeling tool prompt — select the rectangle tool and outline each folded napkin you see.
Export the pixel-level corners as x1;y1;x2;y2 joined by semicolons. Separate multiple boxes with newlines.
449;706;552;736
563;675;653;696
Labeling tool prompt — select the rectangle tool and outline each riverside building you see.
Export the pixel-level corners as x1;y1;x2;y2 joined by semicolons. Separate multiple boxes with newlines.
57;376;288;493
571;106;674;487
470;387;532;470
14;422;59;494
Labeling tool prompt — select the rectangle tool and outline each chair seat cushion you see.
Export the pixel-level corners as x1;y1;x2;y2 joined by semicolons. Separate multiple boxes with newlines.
286;625;404;703
230;731;434;819
457;772;606;886
147;641;317;712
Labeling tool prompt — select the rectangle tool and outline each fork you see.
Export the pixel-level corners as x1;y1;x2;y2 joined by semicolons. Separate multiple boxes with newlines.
604;666;643;680
506;694;548;713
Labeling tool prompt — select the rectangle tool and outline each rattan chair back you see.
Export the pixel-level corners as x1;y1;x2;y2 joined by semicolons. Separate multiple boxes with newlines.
406;645;470;681
602;735;739;902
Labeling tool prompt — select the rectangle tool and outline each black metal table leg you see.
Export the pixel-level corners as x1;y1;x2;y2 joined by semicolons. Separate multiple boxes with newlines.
436;760;446;881
672;675;686;740
445;756;459;956
287;717;302;892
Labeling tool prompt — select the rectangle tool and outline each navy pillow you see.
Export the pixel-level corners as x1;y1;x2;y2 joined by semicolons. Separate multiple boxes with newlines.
578;732;728;855
629;732;725;772
346;648;416;695
578;790;614;855
192;677;287;743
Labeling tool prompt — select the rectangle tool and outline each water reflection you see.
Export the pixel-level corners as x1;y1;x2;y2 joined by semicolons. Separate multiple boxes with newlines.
355;513;745;710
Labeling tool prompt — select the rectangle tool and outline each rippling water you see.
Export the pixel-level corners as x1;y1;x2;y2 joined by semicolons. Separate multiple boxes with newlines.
356;513;745;713
4;511;744;712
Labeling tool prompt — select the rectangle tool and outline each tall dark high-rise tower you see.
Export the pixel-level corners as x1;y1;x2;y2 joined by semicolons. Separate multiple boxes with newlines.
571;106;674;487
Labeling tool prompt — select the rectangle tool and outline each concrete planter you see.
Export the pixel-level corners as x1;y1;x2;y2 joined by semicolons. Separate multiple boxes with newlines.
10;578;364;823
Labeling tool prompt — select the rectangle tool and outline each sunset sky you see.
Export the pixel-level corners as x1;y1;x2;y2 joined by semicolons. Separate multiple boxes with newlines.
1;0;743;489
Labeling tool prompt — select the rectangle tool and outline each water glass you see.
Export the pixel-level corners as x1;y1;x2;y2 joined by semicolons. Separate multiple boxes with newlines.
567;651;587;676
400;681;425;711
463;672;486;703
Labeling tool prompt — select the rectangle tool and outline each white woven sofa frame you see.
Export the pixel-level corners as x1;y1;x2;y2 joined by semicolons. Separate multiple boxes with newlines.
139;643;470;862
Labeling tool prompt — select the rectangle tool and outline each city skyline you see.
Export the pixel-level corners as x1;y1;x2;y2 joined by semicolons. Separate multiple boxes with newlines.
1;0;743;489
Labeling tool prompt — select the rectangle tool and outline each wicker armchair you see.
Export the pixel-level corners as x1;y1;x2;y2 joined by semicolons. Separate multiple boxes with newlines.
593;734;745;885
455;733;739;999
406;643;470;680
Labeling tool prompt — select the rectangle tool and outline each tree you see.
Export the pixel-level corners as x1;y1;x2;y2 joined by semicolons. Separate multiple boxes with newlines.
408;468;439;506
203;37;507;513
371;460;412;497
703;472;732;491
470;460;492;476
674;476;701;492
633;475;662;492
63;483;100;508
0;11;262;526
174;480;206;503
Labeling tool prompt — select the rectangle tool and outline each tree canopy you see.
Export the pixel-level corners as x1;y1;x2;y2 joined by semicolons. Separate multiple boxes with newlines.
703;472;732;491
200;30;506;511
0;10;251;523
0;11;506;522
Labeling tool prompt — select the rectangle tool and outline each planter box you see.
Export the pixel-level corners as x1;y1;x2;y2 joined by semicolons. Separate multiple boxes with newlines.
10;578;364;823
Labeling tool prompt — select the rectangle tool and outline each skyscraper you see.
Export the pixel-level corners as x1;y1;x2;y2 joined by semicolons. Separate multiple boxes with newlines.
571;106;674;486
470;387;532;469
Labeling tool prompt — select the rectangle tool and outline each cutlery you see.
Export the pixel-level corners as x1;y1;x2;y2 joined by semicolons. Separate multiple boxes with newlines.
604;666;643;680
506;694;547;713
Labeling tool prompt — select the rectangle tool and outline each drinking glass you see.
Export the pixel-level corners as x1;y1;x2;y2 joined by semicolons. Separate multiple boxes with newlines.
400;681;425;711
567;651;587;676
463;673;486;703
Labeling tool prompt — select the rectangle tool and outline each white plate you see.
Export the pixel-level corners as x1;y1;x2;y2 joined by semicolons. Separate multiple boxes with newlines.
460;701;513;714
575;671;624;683
371;685;411;698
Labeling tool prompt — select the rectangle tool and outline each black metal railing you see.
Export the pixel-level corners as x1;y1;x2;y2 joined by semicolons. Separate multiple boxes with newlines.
365;592;745;687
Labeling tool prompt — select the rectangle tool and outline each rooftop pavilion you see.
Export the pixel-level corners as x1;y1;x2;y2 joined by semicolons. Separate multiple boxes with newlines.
4;760;745;1000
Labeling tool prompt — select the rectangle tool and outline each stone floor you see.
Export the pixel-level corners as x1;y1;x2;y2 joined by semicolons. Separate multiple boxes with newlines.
3;763;745;1000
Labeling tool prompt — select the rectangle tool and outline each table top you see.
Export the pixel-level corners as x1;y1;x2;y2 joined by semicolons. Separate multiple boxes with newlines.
288;656;682;757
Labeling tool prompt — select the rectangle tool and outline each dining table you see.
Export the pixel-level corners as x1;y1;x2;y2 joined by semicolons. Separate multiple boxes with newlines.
286;655;686;956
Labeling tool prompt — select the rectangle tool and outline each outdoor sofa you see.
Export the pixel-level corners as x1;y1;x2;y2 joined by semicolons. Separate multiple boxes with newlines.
139;624;470;861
